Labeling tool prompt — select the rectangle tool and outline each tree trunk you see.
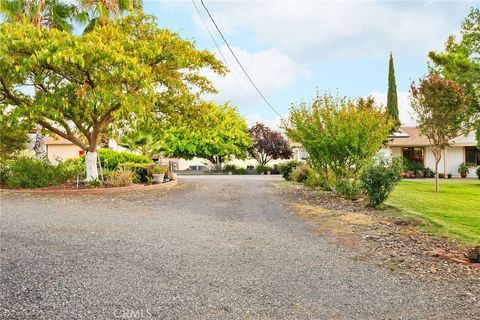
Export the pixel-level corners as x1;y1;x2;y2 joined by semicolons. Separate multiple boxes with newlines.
85;151;99;181
433;149;441;193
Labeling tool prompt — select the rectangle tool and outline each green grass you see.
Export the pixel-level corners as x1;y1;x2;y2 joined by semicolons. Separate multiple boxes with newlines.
385;179;480;245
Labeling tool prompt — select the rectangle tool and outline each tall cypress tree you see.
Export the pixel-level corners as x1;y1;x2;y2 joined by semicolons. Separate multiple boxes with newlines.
387;52;400;129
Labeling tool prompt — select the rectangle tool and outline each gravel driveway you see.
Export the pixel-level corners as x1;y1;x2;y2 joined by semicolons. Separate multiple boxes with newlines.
1;176;478;319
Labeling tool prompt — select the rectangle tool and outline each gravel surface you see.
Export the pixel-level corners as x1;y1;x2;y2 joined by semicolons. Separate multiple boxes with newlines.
1;175;479;319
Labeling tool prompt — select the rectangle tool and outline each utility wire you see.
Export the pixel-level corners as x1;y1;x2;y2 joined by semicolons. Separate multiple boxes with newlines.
199;0;283;118
191;0;248;98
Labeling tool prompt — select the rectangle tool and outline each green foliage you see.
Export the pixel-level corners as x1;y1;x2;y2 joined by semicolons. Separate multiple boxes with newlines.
162;102;252;169
223;164;237;173
108;169;134;187
402;158;425;176
477;167;480;179
335;179;362;199
6;158;61;188
360;157;403;207
458;162;469;175
285;93;393;190
118;162;148;183
57;157;85;181
422;167;435;179
278;160;301;180
0;158;12;185
387;53;400;128
256;165;273;174
428;7;480;146
0;111;30;159
0;13;225;179
151;164;168;175
233;167;246;175
0;0;80;32
410;74;470;191
290;164;313;183
86;178;101;188
119;126;162;157
98;149;152;171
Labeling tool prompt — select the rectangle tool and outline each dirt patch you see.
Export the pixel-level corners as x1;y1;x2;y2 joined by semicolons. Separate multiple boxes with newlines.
280;182;480;290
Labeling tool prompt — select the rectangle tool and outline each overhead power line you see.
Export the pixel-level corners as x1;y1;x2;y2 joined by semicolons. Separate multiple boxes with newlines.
191;0;248;98
199;0;283;118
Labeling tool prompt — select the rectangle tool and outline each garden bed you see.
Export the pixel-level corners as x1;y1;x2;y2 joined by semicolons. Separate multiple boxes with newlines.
277;181;480;285
0;180;177;195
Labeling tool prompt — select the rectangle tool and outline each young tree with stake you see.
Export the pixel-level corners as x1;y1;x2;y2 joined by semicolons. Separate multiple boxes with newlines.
410;74;469;193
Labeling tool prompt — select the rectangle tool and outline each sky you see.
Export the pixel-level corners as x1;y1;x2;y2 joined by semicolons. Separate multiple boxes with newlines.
130;1;477;128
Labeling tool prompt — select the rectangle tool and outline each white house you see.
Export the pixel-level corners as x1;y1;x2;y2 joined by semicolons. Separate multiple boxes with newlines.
386;126;479;177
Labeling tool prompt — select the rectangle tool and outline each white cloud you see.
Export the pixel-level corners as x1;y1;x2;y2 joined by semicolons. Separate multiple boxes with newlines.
369;91;416;125
203;46;310;104
196;1;470;61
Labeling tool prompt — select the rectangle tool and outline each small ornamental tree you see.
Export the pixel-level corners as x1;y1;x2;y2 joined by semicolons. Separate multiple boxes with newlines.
247;122;292;165
285;93;393;191
162;102;252;170
410;74;469;193
0;14;225;180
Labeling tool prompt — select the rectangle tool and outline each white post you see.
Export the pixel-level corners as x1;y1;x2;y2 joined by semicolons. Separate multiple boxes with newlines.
85;151;99;181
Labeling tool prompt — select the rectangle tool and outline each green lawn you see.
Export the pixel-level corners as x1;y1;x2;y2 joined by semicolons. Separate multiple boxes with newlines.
385;179;480;245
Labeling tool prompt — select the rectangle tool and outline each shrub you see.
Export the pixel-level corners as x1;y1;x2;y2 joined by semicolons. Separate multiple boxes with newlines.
223;164;237;173
233;167;246;175
118;162;149;183
6;158;61;189
57;157;85;181
278;160;301;180
458;162;469;177
108;169;135;187
422;167;434;178
335;179;362;199
0;158;12;185
151;164;168;174
467;246;480;263
256;165;272;174
438;173;445;179
98;149;153;171
360;157;402;207
477;167;480;180
290;164;313;183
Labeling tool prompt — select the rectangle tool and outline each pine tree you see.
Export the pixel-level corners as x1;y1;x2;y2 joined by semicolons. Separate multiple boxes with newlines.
387;52;400;129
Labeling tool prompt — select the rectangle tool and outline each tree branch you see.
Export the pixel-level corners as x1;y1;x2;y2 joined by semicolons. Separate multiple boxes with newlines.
38;120;88;150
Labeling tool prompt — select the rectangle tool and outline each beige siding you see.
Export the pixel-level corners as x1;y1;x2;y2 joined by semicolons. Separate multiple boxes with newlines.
47;145;82;164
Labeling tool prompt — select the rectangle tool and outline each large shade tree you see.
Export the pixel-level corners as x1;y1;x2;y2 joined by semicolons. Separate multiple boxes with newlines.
410;74;469;193
0;13;225;180
248;122;292;165
429;7;480;146
161;102;252;170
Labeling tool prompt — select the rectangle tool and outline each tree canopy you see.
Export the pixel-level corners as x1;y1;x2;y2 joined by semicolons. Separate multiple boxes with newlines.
161;102;252;170
429;7;480;145
248;122;292;165
410;74;469;192
0;13;225;179
285;93;393;190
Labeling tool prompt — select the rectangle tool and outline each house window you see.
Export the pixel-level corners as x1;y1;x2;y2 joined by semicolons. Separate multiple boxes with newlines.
402;147;424;164
465;146;480;165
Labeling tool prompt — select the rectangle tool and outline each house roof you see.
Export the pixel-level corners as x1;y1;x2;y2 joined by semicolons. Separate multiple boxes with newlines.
388;126;477;147
388;127;430;147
